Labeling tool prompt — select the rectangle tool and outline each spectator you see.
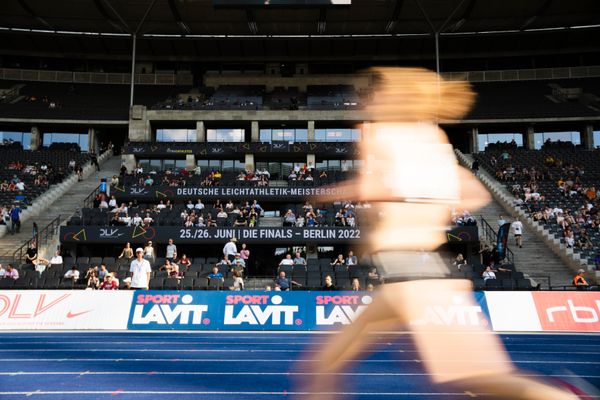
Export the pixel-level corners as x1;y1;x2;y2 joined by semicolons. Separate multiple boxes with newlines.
346;251;358;266
25;243;37;264
322;275;337;291
0;264;5;278
118;242;134;262
64;266;80;281
85;268;100;289
233;253;246;268
9;204;22;234
49;250;63;267
240;243;250;270
34;257;50;275
100;274;118;290
278;254;294;267
482;266;496;281
230;270;244;291
283;209;296;226
452;253;467;270
330;254;346;267
5;264;19;280
130;248;152;290
511;217;524;248
350;277;361;291
274;271;301;291
573;269;589;290
98;264;109;281
293;252;306;267
366;283;375;292
178;254;191;270
223;237;237;262
595;253;600;271
208;266;224;283
143;241;156;265
165;238;177;261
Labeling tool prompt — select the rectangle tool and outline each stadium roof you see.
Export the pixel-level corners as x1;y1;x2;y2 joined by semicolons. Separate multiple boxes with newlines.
1;0;599;62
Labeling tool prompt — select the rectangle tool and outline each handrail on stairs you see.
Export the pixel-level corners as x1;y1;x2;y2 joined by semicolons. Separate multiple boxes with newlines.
12;215;62;264
479;216;515;265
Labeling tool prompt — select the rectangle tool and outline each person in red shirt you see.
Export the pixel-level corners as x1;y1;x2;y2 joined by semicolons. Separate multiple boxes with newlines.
100;274;118;290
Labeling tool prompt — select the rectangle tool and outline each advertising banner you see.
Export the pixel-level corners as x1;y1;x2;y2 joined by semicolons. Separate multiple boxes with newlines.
531;291;600;332
0;291;133;330
60;225;477;244
127;291;374;331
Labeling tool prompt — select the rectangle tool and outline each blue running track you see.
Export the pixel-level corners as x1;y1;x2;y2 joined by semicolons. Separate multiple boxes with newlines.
0;332;598;399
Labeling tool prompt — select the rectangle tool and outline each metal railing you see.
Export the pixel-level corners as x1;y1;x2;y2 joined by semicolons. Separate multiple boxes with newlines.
479;216;514;265
82;185;101;210
12;215;62;264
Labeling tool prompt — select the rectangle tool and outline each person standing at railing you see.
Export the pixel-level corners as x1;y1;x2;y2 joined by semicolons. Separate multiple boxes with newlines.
573;269;589;290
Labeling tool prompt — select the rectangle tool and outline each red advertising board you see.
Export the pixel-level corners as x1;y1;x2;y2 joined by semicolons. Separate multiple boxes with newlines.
532;292;600;332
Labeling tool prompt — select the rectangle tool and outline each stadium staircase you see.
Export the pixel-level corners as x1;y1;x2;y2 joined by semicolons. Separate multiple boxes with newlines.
0;152;120;264
455;150;576;289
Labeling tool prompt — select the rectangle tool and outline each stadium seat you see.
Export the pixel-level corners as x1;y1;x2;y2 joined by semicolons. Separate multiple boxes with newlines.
208;278;222;290
164;278;180;290
149;278;164;290
516;279;533;290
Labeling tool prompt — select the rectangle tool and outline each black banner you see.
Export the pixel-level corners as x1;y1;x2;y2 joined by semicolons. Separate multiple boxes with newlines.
60;225;477;244
115;185;351;201
32;222;39;253
123;142;358;157
496;222;511;261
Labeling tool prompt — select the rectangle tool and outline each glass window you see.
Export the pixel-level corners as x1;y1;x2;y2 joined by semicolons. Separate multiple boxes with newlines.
533;131;580;150
149;159;161;172
477;133;523;152
594;131;600;149
206;128;245;142
43;133;88;151
156;129;197;142
0;131;31;149
315;128;361;142
163;159;175;170
259;128;308;143
175;160;186;168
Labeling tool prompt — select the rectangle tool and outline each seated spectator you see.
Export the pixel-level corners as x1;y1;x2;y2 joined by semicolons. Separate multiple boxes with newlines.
366;283;375;292
368;267;381;282
233;253;246;268
100;274;118;290
283;209;296;226
0;264;5;278
118;242;134;261
330;254;346;267
274;271;301;291
322;275;337;291
350;277;361;291
482;266;496;281
452;253;467;270
293;252;306;267
573;269;589;290
278;254;294;268
49;250;63;267
85;268;100;289
230;270;244;291
217;208;228;218
34;257;50;275
208;266;224;283
346;251;358;266
98;264;109;281
64;266;80;281
234;213;247;226
576;230;593;249
178;254;191;270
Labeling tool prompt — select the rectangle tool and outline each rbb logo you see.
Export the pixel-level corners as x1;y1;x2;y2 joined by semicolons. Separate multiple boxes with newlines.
533;292;600;332
315;295;371;325
410;296;484;327
131;294;208;325
223;295;298;325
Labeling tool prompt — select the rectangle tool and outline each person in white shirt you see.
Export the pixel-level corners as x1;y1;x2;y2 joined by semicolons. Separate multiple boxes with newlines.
195;199;205;210
278;254;294;267
156;201;166;210
511;217;524;248
15;181;25;191
130;248;152;290
482;266;496;281
108;196;117;209
49;250;63;266
132;213;143;226
223;237;237;262
64;266;80;281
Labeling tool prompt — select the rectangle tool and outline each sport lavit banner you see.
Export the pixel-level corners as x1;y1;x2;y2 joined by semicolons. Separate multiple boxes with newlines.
0;291;133;330
127;290;491;331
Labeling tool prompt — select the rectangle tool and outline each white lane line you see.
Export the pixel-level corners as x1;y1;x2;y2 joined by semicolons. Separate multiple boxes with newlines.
0;358;598;364
1;349;599;355
0;391;490;396
1;371;599;379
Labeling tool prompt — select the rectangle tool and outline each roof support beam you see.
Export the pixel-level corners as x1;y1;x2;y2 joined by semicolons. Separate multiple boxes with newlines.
99;0;132;33
17;0;54;30
92;0;128;33
168;0;192;34
246;9;258;35
521;0;554;31
317;8;327;35
385;0;405;34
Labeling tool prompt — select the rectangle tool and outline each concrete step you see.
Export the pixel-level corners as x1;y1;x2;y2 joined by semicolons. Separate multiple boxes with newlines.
1;154;122;262
260;217;283;227
458;151;575;290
